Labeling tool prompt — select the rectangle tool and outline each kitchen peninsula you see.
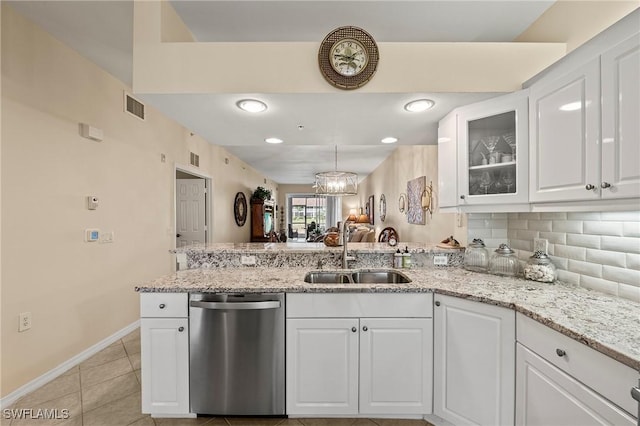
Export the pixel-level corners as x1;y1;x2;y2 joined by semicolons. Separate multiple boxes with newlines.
137;242;639;425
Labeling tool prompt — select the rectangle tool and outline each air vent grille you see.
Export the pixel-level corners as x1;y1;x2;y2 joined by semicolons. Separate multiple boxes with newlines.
190;152;200;167
124;93;145;120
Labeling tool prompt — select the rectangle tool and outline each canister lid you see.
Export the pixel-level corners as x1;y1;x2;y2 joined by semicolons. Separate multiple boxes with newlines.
494;243;515;255
529;250;552;264
469;238;486;248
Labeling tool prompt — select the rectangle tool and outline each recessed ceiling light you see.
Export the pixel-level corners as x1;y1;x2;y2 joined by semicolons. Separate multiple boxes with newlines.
404;99;435;112
381;137;398;144
265;137;283;144
236;99;267;113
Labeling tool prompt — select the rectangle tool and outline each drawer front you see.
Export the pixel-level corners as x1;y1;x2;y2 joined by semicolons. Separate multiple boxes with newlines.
140;293;188;318
516;313;638;416
286;293;433;318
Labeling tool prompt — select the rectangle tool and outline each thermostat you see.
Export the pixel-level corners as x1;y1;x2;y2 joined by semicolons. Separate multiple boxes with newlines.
87;196;99;210
85;229;100;242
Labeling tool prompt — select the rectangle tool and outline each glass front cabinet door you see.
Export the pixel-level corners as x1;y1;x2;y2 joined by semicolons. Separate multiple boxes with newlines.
457;91;529;206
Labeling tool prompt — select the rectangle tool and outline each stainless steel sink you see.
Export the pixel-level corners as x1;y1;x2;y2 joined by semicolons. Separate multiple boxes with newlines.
303;269;411;284
351;269;412;283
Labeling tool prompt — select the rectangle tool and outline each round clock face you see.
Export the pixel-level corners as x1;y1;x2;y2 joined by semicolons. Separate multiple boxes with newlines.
330;39;369;77
388;237;397;247
318;26;379;90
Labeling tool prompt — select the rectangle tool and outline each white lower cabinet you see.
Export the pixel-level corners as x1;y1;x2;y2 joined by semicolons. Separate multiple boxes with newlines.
286;318;359;415
515;313;638;426
433;294;516;426
360;318;433;415
515;344;635;426
140;293;190;416
286;293;433;417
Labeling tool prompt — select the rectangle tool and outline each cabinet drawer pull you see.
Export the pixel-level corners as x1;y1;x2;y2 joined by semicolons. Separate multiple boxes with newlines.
585;184;596;191
362;326;368;332
159;304;166;309
460;195;466;200
178;326;184;332
556;348;566;357
351;327;357;333
601;182;612;189
435;301;441;306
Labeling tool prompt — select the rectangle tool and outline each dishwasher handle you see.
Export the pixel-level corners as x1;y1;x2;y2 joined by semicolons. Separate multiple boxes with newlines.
190;300;281;310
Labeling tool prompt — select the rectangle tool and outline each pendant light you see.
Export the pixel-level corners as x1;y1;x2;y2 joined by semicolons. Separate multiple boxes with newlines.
314;146;358;196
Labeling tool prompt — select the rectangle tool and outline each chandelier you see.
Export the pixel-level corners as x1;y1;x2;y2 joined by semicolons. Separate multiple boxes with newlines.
314;146;358;196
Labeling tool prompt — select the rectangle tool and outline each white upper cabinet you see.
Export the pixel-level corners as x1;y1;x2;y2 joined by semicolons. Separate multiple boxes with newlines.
457;91;529;206
437;111;458;209
601;34;640;199
530;33;640;203
529;58;601;202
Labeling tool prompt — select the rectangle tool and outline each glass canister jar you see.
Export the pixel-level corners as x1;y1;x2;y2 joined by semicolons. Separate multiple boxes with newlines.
524;251;557;283
489;243;519;277
464;238;489;272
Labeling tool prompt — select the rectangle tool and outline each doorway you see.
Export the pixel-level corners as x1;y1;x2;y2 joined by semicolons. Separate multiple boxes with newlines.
175;167;212;248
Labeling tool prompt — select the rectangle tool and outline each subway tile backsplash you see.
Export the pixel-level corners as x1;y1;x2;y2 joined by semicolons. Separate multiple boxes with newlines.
468;212;640;303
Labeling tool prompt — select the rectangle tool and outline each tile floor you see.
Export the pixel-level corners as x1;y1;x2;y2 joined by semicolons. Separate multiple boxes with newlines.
4;328;433;426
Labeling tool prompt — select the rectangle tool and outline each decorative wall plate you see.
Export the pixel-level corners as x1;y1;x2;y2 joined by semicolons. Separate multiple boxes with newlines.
398;193;407;213
234;192;247;226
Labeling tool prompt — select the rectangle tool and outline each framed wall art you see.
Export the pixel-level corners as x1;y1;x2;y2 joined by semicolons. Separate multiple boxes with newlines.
407;176;426;225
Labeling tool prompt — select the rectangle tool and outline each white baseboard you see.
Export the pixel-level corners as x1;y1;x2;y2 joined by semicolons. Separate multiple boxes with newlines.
0;320;140;409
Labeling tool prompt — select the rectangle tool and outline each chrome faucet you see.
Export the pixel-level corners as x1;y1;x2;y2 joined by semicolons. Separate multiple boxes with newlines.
342;218;356;269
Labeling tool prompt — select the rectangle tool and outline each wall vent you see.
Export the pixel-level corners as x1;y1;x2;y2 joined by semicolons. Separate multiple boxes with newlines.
190;152;200;167
124;92;145;120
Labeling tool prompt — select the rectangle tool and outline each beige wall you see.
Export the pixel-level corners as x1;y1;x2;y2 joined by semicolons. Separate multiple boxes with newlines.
516;2;639;52
344;146;466;246
0;4;273;397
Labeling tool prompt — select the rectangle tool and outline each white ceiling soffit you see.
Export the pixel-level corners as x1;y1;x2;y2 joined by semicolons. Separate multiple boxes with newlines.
169;1;555;43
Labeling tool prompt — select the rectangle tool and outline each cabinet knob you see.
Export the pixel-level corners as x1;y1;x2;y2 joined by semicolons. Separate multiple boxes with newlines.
556;348;566;357
601;182;612;189
435;301;441;307
159;304;166;309
178;326;184;332
460;195;466;200
585;184;596;191
362;326;368;332
351;327;357;333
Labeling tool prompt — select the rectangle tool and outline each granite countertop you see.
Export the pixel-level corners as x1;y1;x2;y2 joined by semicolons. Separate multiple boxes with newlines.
135;266;640;371
172;242;464;254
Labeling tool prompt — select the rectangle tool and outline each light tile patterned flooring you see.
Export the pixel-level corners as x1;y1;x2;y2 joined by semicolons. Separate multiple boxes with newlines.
4;328;433;426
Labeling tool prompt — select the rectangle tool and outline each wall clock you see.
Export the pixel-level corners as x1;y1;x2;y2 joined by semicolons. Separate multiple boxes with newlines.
318;26;379;90
234;192;247;227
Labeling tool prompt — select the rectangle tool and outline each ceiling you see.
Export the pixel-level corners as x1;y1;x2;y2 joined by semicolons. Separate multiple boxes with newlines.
8;1;556;185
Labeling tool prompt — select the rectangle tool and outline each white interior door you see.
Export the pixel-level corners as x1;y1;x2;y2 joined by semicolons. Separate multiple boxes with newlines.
176;178;206;247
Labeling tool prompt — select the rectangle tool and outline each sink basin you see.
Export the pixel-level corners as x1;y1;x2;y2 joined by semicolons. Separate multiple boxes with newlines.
303;269;411;284
351;270;412;284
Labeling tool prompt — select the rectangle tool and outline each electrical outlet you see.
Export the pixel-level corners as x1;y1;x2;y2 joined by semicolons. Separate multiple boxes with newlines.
533;238;548;253
433;255;448;266
240;255;257;266
19;312;32;332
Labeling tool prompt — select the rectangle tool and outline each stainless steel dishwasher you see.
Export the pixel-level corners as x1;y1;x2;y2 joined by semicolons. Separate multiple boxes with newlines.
189;293;285;416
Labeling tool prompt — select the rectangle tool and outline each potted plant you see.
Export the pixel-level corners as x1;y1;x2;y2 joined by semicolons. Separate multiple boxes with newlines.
251;186;272;202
